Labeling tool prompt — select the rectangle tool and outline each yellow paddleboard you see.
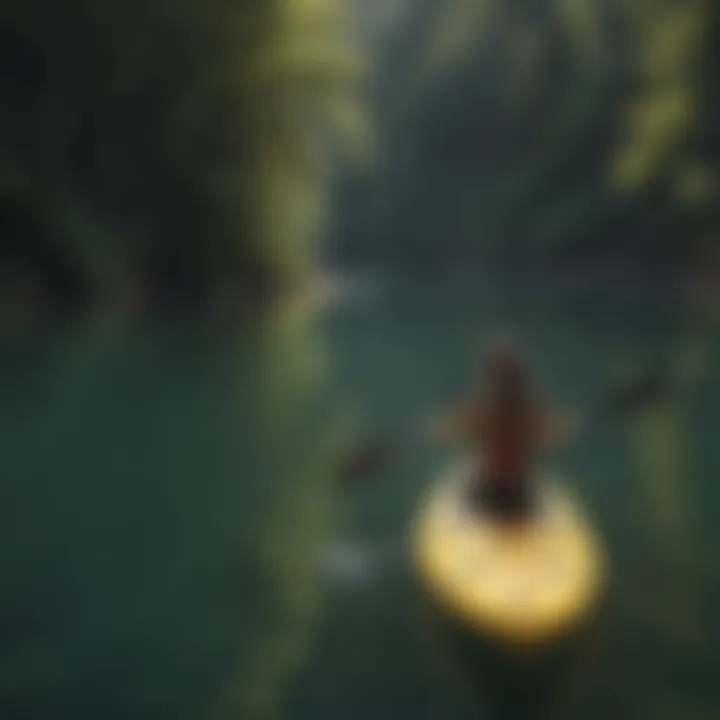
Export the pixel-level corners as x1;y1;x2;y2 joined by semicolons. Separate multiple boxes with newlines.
413;461;605;646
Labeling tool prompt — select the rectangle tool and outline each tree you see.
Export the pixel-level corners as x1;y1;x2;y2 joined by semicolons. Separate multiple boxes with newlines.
0;0;367;307
346;0;716;271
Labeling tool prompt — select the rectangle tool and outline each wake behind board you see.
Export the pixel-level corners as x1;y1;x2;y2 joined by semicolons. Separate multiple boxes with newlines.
413;461;605;646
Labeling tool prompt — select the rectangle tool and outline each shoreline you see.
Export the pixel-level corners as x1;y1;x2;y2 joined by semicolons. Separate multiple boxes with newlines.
0;264;716;332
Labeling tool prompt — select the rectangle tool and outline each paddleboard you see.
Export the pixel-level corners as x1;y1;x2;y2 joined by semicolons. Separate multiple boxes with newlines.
413;461;605;645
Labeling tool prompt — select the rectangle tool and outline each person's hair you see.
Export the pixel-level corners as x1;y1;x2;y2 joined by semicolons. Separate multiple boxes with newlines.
483;339;533;410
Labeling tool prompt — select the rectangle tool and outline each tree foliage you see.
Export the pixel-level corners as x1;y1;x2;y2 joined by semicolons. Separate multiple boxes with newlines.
0;0;366;306
347;0;717;271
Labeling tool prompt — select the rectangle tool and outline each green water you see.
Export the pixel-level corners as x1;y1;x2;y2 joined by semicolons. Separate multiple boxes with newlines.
0;279;718;720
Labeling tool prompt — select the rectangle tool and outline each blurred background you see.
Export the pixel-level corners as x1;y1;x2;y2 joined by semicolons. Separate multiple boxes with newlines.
0;0;718;718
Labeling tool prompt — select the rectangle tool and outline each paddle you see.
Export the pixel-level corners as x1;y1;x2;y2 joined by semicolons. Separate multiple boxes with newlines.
335;438;399;488
605;369;668;416
334;368;671;488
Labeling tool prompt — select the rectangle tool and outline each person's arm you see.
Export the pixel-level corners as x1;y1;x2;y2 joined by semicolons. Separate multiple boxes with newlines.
426;401;483;444
539;408;586;448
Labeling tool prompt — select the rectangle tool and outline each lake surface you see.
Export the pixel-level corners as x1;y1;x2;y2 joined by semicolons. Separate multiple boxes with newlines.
0;277;718;720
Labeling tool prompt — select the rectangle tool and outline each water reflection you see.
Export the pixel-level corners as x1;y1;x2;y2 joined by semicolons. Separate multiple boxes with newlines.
0;297;357;720
0;281;718;720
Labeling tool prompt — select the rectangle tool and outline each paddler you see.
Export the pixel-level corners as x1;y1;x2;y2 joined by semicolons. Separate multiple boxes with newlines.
430;339;580;522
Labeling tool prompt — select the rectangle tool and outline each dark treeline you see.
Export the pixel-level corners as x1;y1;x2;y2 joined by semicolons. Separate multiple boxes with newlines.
0;0;364;312
1;1;717;314
338;0;718;275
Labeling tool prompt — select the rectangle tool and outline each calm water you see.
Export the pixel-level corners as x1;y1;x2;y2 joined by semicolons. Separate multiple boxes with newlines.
0;278;718;720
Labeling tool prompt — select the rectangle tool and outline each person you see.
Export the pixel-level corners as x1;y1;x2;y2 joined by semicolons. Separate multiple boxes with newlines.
429;340;580;522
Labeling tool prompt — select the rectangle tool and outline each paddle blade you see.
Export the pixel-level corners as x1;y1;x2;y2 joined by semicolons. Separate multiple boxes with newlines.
606;370;670;416
334;438;399;487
